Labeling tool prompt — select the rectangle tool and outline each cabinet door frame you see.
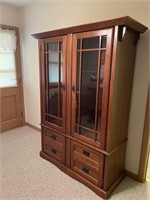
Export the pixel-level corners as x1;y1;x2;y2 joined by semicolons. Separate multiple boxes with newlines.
71;29;113;149
39;36;67;133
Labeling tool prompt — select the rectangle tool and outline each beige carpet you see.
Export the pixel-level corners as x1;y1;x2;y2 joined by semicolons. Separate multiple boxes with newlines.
0;126;150;200
147;156;150;180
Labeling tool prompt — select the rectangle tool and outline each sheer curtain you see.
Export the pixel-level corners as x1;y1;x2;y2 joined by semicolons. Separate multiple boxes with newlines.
0;28;17;87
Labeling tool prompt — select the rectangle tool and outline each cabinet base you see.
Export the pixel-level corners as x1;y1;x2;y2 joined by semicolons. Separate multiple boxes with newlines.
40;151;125;199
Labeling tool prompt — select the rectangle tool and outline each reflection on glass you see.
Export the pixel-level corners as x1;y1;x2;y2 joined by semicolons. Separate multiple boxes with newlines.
59;42;62;51
47;116;59;125
82;37;99;49
48;53;59;83
48;42;58;51
48;53;59;116
76;52;80;91
60;53;63;82
80;51;98;129
75;35;107;142
101;36;107;48
79;127;95;140
76;52;80;124
59;53;62;118
77;39;81;50
97;51;105;132
76;92;79;124
45;42;63;127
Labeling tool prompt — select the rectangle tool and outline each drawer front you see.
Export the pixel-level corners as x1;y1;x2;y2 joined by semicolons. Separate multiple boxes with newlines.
43;128;65;164
71;141;104;187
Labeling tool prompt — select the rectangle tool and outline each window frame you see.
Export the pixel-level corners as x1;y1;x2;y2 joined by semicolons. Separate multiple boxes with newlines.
0;24;21;88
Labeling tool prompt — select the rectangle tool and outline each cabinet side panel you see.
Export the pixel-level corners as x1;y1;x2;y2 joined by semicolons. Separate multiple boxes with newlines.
104;142;126;191
107;27;139;151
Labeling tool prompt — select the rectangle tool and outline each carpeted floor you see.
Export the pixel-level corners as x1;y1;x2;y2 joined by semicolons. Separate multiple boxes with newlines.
146;156;150;180
0;126;150;200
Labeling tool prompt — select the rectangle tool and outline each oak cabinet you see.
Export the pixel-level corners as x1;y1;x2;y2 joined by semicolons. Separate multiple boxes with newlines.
32;17;147;199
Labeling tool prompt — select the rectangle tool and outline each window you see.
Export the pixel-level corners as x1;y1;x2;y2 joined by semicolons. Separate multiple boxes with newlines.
0;28;17;87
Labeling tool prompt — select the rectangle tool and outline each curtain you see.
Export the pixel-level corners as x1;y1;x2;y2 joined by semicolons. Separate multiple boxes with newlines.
0;28;17;87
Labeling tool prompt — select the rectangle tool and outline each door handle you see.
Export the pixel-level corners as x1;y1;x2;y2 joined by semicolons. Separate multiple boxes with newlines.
72;85;75;93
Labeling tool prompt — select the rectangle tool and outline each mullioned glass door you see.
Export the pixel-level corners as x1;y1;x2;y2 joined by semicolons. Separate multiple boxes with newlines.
71;29;113;148
41;36;66;132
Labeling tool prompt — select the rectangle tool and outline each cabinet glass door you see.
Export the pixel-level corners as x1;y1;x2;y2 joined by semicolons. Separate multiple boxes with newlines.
41;36;66;132
72;29;113;148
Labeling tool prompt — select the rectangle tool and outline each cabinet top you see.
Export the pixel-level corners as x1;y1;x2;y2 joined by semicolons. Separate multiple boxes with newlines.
32;16;148;39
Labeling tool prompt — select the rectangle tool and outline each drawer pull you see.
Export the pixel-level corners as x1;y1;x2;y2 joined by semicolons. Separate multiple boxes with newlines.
51;134;56;140
51;148;56;154
82;166;89;174
83;150;90;157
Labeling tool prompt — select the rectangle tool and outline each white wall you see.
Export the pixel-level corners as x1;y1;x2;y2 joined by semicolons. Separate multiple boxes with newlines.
125;30;149;174
1;1;149;175
0;4;20;26
0;4;26;121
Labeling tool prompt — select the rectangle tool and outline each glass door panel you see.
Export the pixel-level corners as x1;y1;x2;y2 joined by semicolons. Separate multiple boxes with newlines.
96;50;106;142
43;37;66;131
72;29;112;147
47;52;60;125
79;51;98;130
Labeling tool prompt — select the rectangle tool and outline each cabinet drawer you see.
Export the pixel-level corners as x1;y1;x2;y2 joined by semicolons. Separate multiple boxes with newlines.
43;128;65;164
71;141;104;187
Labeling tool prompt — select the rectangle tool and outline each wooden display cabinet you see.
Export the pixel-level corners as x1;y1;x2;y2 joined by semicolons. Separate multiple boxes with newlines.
32;17;147;199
